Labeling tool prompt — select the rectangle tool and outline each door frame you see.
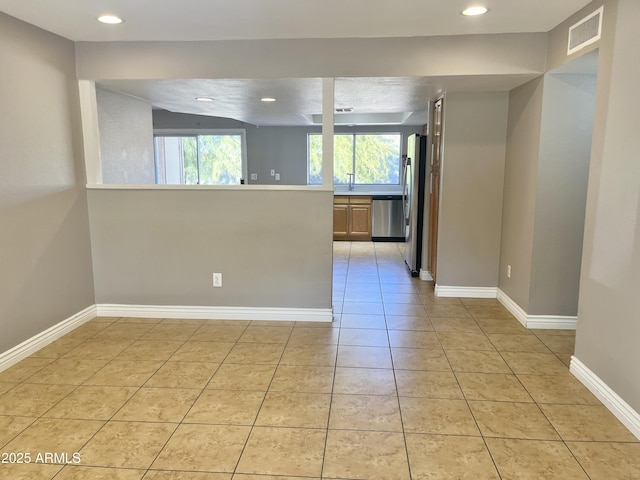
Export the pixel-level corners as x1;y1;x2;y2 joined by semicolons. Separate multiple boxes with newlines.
427;96;444;281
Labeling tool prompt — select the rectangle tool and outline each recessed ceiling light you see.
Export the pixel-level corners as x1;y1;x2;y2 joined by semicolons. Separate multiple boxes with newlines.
462;6;488;16
195;97;214;102
260;97;277;102
98;14;123;24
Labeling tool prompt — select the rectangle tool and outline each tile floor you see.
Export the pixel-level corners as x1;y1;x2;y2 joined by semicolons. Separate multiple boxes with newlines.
0;241;638;479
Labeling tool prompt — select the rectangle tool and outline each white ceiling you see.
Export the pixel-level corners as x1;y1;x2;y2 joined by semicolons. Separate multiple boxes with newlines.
1;0;592;126
0;0;591;42
99;74;540;126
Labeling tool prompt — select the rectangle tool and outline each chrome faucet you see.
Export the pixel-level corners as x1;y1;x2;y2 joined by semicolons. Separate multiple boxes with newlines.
347;173;354;191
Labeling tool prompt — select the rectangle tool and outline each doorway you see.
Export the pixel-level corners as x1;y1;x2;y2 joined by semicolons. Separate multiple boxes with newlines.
528;51;598;316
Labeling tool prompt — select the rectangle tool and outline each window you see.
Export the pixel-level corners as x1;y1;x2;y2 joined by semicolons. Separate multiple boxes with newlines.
154;131;246;185
308;133;402;186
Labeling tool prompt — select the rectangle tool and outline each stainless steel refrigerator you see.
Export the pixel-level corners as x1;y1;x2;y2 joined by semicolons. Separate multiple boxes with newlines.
402;134;428;276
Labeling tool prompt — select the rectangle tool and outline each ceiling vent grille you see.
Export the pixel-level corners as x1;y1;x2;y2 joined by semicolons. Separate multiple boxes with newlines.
568;6;604;56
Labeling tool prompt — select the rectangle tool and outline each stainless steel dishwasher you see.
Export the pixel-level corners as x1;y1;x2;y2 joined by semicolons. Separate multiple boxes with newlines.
371;195;405;241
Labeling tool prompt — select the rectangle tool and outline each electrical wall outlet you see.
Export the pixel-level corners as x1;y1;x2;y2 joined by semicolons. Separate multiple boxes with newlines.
250;173;257;180
270;169;275;176
212;273;222;287
275;173;280;181
507;264;512;278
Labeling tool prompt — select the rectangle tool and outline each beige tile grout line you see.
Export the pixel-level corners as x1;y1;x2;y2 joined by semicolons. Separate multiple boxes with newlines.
42;317;241;478
379;242;417;480
439;302;506;480
442;296;594;480
1;316;156;476
74;317;212;478
225;321;295;477
2;242;592;479
142;320;252;478
320;240;351;480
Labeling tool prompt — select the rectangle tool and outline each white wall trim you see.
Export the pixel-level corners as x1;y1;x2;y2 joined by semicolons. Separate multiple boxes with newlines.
496;288;529;327
86;183;334;192
0;303;333;373
0;305;97;373
570;356;640;441
78;80;102;184
527;315;577;330
432;287;578;331
496;289;576;330
96;304;334;322
435;285;498;298
420;270;434;281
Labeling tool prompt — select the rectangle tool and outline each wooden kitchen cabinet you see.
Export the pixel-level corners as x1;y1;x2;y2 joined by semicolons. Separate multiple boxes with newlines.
333;197;350;241
333;196;372;241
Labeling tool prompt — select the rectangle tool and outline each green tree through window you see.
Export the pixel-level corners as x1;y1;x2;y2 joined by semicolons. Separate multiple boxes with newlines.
308;133;401;185
155;134;244;185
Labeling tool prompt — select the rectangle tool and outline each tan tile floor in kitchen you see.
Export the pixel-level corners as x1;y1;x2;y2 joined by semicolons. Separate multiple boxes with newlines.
0;241;639;479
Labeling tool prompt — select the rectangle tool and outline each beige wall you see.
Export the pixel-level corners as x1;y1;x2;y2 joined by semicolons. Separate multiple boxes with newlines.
499;0;640;412
498;78;544;311
87;188;333;309
500;71;596;316
76;34;547;80
529;73;596;315
5;3;640;421
570;0;640;411
0;13;95;352
437;92;508;287
546;1;615;72
96;86;155;184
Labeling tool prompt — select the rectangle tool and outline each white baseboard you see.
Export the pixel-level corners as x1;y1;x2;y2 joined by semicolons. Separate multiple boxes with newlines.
434;285;498;298
0;303;333;374
96;304;334;323
497;289;577;330
496;289;528;327
527;315;577;330
0;305;97;373
570;356;640;440
420;271;434;281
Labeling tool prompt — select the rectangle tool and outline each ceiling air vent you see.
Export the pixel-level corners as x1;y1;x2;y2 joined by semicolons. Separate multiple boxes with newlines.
568;6;603;56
